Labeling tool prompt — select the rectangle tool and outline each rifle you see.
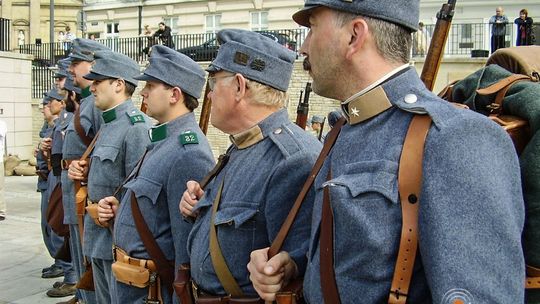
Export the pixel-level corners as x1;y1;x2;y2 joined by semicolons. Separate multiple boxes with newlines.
318;117;326;141
420;0;457;91
198;81;212;135
295;82;312;129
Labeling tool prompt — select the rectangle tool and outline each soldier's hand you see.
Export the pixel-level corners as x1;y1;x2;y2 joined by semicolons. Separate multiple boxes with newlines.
247;248;298;301
97;196;119;223
180;180;204;218
68;160;88;181
40;137;52;151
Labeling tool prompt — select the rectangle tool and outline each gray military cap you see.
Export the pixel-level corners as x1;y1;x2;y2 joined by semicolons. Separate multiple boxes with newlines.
64;74;81;94
68;38;110;62
83;50;140;86
134;45;206;99
206;29;296;92
53;58;71;79
293;0;420;33
45;88;65;101
311;115;324;124
42;94;52;105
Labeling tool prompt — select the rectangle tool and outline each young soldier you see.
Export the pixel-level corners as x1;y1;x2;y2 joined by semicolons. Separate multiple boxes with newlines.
68;50;151;302
37;91;65;280
63;38;109;304
179;29;321;300
97;45;215;303
42;89;79;299
248;1;525;303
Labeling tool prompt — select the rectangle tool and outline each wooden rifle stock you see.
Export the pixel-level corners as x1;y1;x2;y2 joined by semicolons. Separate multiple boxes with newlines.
198;81;212;135
420;0;457;91
318;117;326;141
295;82;312;129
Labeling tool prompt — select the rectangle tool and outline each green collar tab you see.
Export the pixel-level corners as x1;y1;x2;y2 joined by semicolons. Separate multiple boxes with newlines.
102;108;117;123
179;131;199;146
150;124;167;142
81;86;92;98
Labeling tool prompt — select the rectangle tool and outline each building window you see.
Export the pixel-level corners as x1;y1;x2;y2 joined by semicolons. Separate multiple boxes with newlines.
250;11;268;31
205;14;221;34
163;17;179;35
461;24;472;39
106;22;119;38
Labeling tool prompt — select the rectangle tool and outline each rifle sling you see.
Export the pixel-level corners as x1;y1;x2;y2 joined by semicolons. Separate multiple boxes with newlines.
388;115;432;304
268;117;346;258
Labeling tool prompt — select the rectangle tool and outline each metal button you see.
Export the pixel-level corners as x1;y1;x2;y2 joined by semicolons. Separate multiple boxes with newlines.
404;94;418;104
273;128;282;134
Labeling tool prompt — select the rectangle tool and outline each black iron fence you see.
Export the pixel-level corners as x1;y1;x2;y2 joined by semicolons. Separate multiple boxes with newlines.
0;18;10;51
20;23;540;98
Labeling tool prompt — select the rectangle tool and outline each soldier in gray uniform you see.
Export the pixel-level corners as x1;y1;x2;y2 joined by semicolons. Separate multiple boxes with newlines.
43;88;79;299
180;29;321;299
53;58;71;89
63;38;109;304
37;92;65;280
249;1;525;303
69;50;151;303
97;45;215;304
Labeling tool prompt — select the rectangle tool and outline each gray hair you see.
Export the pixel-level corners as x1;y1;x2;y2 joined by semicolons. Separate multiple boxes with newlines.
333;11;412;64
245;78;288;108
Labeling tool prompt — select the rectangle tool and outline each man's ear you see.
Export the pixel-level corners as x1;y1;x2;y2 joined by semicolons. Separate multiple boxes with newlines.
171;87;183;105
234;74;247;102
346;18;369;60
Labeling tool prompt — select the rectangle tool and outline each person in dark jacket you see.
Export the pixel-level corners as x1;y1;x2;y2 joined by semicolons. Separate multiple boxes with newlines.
153;22;174;48
515;9;534;46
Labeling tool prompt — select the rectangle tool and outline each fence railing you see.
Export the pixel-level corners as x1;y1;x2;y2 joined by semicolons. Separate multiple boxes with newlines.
0;18;11;51
19;23;539;98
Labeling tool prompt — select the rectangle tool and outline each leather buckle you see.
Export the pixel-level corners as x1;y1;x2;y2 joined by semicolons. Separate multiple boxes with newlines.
390;289;408;300
486;103;501;114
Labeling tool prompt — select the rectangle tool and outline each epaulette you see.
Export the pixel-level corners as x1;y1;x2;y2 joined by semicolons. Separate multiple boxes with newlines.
126;110;146;125
268;124;303;158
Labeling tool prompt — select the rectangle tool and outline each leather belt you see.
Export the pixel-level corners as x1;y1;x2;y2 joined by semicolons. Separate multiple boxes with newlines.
61;159;74;170
113;246;157;272
191;281;263;304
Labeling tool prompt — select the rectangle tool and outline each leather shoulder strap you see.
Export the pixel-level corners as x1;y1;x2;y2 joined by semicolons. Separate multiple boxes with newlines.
268;117;346;258
476;74;532;115
388;114;432;304
131;192;174;295
74;107;93;147
209;180;244;296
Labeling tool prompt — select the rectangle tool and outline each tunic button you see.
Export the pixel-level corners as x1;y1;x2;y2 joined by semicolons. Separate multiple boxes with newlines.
274;128;282;134
404;94;418;104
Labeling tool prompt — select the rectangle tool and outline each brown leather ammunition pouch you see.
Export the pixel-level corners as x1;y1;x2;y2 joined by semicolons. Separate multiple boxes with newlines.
113;247;163;303
112;247;156;288
85;201;110;228
46;183;70;237
77;262;95;291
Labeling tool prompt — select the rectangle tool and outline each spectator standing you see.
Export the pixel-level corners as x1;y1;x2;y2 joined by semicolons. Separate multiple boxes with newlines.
489;7;509;53
141;24;155;57
152;22;174;48
63;26;76;56
515;9;534;46
413;22;430;56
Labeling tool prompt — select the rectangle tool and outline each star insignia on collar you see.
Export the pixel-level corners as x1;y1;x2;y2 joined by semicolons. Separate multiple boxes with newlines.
350;107;360;117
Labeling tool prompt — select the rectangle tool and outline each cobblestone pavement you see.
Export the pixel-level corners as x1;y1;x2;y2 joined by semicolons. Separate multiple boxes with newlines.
0;176;72;304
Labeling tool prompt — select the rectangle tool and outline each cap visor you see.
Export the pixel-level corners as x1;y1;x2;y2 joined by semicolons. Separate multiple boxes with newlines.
83;72;110;81
292;5;318;27
205;63;222;73
133;73;163;83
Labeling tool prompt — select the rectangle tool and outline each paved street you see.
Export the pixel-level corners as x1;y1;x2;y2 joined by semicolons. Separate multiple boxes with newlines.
0;176;72;304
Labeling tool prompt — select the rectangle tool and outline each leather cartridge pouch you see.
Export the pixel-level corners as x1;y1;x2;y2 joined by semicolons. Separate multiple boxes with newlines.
46;183;70;237
85;201;112;228
76;262;95;291
173;264;194;304
112;247;154;289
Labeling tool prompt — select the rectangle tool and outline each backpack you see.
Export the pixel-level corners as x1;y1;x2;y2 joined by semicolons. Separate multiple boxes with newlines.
436;46;540;303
